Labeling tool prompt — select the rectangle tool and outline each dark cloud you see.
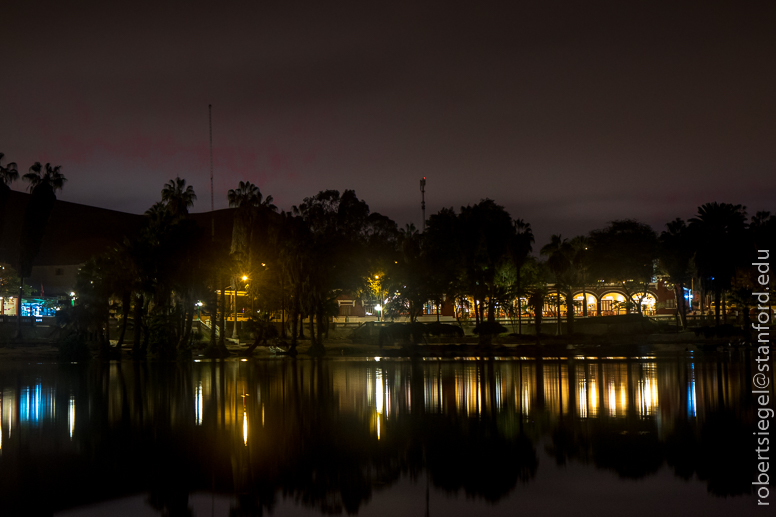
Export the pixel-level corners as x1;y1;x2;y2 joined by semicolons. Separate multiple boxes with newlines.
2;0;774;245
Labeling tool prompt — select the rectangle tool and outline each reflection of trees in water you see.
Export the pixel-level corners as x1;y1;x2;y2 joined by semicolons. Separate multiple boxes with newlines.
542;355;757;497
425;416;537;502
665;410;753;497
0;354;759;514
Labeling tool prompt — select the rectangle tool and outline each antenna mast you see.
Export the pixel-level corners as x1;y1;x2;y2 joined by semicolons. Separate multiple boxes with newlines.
209;104;214;238
420;176;426;232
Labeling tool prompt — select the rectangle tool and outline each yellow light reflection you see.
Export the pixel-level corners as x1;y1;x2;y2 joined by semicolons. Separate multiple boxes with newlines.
608;383;616;417
637;367;659;416
578;379;588;418
477;370;482;417
6;390;12;440
620;383;627;414
243;409;248;446
377;415;381;440
589;377;598;416
521;376;531;415
376;369;384;415
261;403;265;427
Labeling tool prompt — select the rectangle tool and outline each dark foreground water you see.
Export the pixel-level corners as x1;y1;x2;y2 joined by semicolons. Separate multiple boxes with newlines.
0;351;768;516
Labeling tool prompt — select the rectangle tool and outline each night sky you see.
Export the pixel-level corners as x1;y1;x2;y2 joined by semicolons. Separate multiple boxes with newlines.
2;1;774;244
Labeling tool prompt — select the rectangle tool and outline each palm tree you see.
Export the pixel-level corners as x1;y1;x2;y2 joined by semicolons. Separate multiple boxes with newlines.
0;153;19;260
569;236;590;317
0;153;18;190
16;162;67;337
228;181;275;253
512;219;534;334
161;177;196;217
228;181;277;338
689;203;748;327
22;162;67;191
540;235;572;335
526;287;547;343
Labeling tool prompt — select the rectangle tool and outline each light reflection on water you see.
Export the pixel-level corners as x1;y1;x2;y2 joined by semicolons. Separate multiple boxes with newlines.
0;354;763;516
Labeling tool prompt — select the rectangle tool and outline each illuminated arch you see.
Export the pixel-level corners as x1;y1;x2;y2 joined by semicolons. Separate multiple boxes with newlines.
631;292;658;315
543;292;567;317
572;292;598;316
599;291;629;315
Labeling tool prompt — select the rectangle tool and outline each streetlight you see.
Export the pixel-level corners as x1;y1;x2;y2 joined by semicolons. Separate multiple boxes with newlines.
232;274;249;339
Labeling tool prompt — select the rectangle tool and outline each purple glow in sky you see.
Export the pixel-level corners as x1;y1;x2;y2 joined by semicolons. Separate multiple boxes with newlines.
2;0;774;243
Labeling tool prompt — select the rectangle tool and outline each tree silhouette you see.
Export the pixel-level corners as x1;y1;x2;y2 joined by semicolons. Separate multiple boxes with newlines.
689;203;748;327
569;235;591;317
16;162;67;337
389;223;428;323
0;153;19;262
659;219;694;328
228;181;277;337
541;234;573;334
458;200;515;343
161;177;196;217
511;219;534;333
588;220;658;316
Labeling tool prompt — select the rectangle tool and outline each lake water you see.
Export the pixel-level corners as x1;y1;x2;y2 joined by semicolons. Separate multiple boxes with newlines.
0;352;767;516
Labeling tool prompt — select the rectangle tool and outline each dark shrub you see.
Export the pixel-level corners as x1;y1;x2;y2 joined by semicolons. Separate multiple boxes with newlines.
147;314;176;358
426;322;464;337
473;322;508;336
57;332;91;362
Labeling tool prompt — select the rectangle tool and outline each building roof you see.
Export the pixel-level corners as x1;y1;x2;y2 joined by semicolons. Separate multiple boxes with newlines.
0;190;235;267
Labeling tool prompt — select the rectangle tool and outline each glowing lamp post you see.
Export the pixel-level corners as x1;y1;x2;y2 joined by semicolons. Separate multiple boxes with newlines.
232;274;249;340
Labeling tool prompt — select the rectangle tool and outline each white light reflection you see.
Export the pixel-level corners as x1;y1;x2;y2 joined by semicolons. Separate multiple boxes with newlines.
5;389;13;440
68;395;75;439
375;369;384;415
637;367;659;416
521;378;531;415
495;371;502;411
578;379;588;418
195;382;203;426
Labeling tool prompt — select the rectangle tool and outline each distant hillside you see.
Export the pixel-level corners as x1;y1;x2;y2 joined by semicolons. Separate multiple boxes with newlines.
0;190;235;267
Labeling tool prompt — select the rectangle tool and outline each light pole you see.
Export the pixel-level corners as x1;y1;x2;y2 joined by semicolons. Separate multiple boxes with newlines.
420;177;426;232
232;275;248;340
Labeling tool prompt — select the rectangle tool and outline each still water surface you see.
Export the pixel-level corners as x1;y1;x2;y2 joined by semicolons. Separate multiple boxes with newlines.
0;352;764;516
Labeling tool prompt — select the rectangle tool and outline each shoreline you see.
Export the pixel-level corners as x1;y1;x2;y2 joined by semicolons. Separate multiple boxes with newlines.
0;332;766;363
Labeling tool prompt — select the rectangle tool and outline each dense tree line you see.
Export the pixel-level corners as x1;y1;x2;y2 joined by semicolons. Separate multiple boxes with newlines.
1;150;775;354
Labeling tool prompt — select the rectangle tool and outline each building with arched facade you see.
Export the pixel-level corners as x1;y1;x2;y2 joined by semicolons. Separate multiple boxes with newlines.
333;279;685;322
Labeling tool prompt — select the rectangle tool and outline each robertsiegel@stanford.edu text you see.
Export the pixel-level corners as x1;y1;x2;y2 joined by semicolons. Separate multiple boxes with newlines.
752;249;772;507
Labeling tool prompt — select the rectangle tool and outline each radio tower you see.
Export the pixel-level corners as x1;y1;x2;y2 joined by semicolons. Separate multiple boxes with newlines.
209;104;214;239
420;176;426;232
